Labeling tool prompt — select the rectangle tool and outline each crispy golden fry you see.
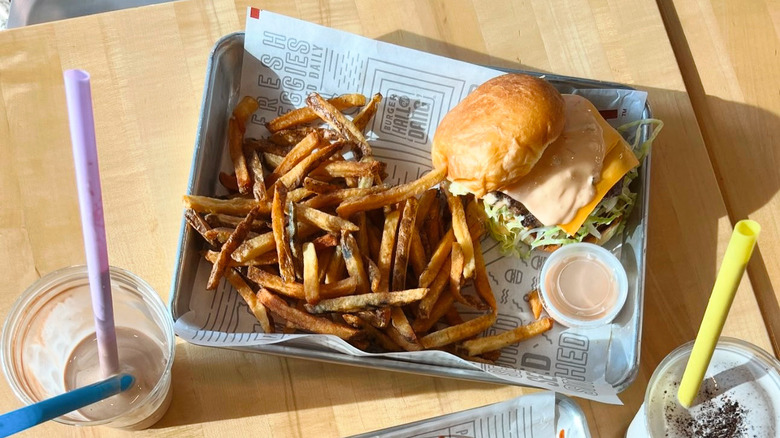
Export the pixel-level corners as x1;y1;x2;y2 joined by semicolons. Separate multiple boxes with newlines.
417;258;452;319
341;231;370;295
356;212;370;260
424;195;443;247
204;212;267;232
409;232;427;279
393;197;418;291
366;258;382;293
337;168;446;218
442;183;475;279
266;93;366;132
183;195;270;216
420;313;497;349
218;172;240;192
465;198;487;235
266;131;321;186
207;206;261;289
184;209;217;246
388;308;422;351
415;189;437;229
460;317;554;357
366;220;382;262
310;160;383;179
303;177;343;194
204;227;247;244
263;152;285;169
303;242;320;305
272;142;342;193
448;243;468;304
303;186;385;209
324;245;346;284
412;291;455;333
471;226;497;311
305;288;427;314
529;290;543;320
311;233;339;251
247;149;267;202
229;96;259;194
357;308;391;329
418;228;455;287
271;185;295;283
377;210;400;293
245;138;292;156
247;267;356;300
306;93;371;157
352;93;382;132
295;204;359;233
223;267;273;333
268;126;316;146
232;231;275;262
206;250;278;267
444;306;464;326
255;286;359;340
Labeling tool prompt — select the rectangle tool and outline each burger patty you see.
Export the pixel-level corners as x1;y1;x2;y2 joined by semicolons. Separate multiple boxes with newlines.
489;178;626;229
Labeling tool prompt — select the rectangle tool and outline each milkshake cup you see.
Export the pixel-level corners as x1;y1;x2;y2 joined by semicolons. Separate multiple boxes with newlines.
627;338;780;437
1;265;175;430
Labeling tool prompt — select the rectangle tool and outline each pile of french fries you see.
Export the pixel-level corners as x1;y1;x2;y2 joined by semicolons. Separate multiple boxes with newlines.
183;92;552;362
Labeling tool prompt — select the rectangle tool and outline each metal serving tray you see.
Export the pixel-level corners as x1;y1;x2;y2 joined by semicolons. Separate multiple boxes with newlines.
170;32;651;394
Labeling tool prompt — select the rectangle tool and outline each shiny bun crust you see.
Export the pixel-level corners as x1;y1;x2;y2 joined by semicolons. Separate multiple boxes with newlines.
431;74;565;198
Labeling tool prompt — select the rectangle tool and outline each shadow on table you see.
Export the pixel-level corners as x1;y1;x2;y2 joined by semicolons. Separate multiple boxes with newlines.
155;31;780;431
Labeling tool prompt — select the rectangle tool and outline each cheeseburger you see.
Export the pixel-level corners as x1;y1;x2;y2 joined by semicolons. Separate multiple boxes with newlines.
431;74;641;255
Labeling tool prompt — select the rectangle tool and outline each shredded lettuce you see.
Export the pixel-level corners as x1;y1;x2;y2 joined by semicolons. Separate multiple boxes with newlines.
484;118;664;258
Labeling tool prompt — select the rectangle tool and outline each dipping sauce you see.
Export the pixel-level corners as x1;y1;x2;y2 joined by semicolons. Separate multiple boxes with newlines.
539;243;628;328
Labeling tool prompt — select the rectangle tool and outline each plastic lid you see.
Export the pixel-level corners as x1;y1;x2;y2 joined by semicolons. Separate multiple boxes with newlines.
538;243;628;328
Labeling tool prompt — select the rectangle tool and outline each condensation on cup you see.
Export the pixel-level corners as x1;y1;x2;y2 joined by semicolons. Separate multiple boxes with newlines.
626;338;780;437
1;266;175;430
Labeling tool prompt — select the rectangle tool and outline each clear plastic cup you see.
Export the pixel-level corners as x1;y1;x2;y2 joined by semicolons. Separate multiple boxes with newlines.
626;337;780;437
1;265;175;430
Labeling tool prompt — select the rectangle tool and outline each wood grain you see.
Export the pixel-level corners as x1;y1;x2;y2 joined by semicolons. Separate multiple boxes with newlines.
0;0;773;437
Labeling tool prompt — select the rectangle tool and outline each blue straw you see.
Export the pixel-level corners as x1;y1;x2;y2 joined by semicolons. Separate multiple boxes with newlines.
0;373;134;437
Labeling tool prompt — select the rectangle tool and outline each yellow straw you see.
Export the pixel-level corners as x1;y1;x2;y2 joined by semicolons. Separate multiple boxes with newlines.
677;220;760;408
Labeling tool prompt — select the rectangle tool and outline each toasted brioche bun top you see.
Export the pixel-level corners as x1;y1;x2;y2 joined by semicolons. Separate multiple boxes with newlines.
431;74;566;198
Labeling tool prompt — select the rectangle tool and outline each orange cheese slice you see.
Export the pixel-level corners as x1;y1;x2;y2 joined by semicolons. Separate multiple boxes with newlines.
557;103;639;236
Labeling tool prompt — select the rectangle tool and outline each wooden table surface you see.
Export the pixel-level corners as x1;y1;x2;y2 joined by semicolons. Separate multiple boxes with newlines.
0;0;776;437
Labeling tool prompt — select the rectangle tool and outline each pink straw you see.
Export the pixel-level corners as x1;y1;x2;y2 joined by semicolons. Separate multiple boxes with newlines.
63;70;119;378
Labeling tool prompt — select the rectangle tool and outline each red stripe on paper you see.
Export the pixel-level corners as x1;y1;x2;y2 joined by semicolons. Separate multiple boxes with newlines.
250;8;261;19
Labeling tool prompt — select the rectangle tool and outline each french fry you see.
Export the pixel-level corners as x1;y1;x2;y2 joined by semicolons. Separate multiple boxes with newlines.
414;189;437;229
223;268;273;333
424;195;443;247
310;160;383;179
269;126;316;146
248;149;267;202
357;319;402;352
246;266;356;300
352;93;382;132
341;231;370;295
255;286;359;341
529;290;543;320
442;182;475;279
266;131;321;186
444;306;464;326
417;258;452;319
324;245;345;284
303;242;320;305
303;186;385;209
337;168;446;218
218;172;240;192
366;220;382;262
377;209;400;293
448;243;467;305
388;307;422;351
409;232;427;279
183;195;269;216
311;233;340;251
207;206;261;290
206;250;278;267
306;93;371;157
204;212;267;232
184;209;217;246
418;228;455;287
229;96;258;194
471;227;497;311
460;317;554;357
295;204;359;233
232;231;275;262
412;290;455;334
245;137;292;156
272;185;296;283
303;177;342;194
356;309;390;329
203;227;245;244
393;197;418;291
263;152;285;169
420;313;497;349
304;288;427;314
266;93;366;132
271;142;342;194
